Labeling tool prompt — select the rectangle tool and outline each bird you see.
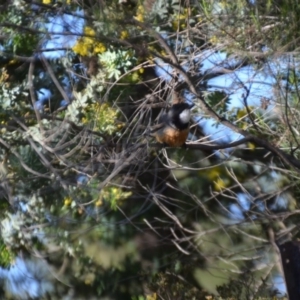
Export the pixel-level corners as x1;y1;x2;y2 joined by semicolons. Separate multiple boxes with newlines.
152;102;193;147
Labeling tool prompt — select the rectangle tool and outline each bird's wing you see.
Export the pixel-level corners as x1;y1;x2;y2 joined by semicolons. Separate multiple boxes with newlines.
150;112;168;134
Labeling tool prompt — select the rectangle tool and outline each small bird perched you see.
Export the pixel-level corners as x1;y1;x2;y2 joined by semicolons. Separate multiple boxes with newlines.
152;102;193;147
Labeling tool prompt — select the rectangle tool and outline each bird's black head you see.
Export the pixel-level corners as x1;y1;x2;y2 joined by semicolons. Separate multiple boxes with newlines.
167;102;193;130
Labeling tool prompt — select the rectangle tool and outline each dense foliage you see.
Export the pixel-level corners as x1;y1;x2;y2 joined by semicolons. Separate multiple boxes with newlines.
0;0;299;299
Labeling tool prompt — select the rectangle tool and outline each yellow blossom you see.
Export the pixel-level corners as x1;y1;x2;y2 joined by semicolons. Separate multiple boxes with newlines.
72;26;105;56
160;50;167;56
209;35;218;45
179;14;187;20
98;186;132;210
42;0;51;4
81;117;88;124
134;14;144;22
247;142;256;150
214;178;228;191
120;30;129;40
84;37;94;46
110;187;118;195
137;5;145;14
84;26;95;37
95;199;103;207
146;293;157;300
93;42;106;54
64;197;72;206
206;167;222;180
172;20;180;30
237;108;248;119
131;71;140;82
241;122;248;130
72;39;89;56
134;5;145;22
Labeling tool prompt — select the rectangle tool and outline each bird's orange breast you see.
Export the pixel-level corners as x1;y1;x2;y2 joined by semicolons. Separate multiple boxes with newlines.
155;127;189;147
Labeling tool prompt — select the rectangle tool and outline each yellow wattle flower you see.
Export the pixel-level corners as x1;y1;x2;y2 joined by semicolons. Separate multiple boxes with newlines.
120;30;129;40
64;197;72;206
214;178;227;191
84;26;96;36
248;142;256;150
237;109;248;119
93;42;106;54
134;14;144;22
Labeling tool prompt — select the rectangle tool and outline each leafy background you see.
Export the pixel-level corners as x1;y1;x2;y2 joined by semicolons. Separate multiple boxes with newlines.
0;0;298;299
